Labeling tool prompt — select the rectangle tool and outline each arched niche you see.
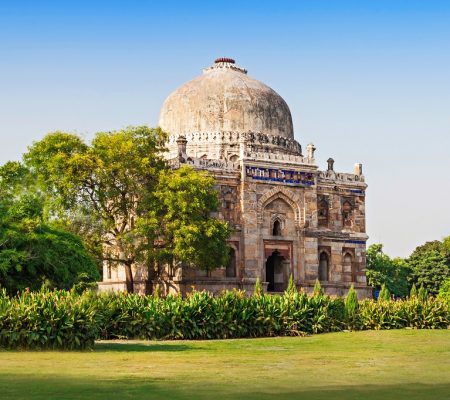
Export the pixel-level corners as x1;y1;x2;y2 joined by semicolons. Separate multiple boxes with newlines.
262;197;296;237
257;187;302;227
343;251;357;282
318;252;329;282
318;199;329;228
343;252;353;265
226;247;237;278
342;201;354;228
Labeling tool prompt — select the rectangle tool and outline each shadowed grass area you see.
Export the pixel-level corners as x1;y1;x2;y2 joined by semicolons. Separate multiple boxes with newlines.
1;330;449;400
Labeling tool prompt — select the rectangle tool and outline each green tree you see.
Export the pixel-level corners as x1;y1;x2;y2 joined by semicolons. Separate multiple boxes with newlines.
442;236;450;253
366;244;411;297
24;128;230;292
152;165;231;273
25;127;167;292
0;161;32;201
407;239;450;295
50;212;104;275
0;195;99;293
437;278;450;305
1;153;104;276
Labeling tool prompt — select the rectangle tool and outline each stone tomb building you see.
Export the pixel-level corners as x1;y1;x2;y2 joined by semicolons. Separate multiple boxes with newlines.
99;58;370;297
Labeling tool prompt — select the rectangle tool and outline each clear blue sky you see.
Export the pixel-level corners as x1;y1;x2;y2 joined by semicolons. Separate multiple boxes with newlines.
1;1;449;257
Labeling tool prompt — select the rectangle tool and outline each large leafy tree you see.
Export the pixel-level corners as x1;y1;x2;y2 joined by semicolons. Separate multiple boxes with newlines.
24;127;231;292
1;159;104;275
153;165;231;272
366;244;411;297
0;194;99;293
25;127;166;292
407;239;450;295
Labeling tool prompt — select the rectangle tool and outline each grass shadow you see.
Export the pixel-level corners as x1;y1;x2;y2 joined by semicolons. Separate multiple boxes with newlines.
1;374;449;400
94;342;200;352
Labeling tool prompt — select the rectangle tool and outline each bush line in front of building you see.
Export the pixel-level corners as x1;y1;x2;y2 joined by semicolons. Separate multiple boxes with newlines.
0;288;448;350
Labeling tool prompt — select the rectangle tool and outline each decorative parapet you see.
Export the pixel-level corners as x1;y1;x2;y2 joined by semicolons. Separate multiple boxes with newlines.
166;131;302;155
168;157;240;172
243;151;314;165
305;229;369;242
318;170;366;184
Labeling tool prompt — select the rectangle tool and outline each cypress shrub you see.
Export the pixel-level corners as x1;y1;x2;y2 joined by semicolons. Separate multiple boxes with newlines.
253;278;263;297
285;275;297;296
345;284;360;330
418;285;428;303
313;279;323;296
410;283;418;298
378;284;391;301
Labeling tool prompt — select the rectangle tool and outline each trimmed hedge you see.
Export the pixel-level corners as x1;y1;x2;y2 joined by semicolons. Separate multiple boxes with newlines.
0;288;448;350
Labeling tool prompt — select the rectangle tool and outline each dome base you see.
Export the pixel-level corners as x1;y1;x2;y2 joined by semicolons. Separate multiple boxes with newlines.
165;131;302;162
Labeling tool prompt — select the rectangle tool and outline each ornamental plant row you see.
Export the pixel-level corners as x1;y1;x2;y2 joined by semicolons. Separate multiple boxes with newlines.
0;288;448;350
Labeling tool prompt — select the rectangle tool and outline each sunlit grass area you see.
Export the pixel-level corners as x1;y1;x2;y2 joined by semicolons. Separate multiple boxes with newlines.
1;330;449;400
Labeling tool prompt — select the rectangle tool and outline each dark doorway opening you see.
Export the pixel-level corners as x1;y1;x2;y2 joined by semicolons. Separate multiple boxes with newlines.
266;250;285;292
226;248;236;278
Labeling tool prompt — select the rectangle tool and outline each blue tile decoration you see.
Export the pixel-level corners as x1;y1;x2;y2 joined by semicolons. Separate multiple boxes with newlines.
246;166;315;186
344;240;366;245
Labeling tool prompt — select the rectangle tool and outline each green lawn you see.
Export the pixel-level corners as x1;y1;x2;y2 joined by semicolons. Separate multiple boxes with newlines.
0;330;449;400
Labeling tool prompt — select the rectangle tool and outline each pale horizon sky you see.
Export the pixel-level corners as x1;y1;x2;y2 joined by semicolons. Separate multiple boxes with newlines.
1;1;449;258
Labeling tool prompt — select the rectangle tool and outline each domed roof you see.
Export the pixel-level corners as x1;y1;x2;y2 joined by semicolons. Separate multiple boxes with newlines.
158;58;294;139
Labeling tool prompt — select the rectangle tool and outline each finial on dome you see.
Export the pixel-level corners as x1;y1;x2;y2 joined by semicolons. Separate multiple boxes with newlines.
204;57;247;74
215;57;235;64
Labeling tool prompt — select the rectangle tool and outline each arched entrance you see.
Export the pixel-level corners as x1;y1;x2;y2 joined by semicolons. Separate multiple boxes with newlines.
266;250;286;292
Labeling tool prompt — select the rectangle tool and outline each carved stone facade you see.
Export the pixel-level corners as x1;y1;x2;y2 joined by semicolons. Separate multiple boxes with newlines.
98;58;370;298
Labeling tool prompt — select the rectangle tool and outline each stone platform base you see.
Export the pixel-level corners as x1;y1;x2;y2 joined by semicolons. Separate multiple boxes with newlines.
97;280;148;295
298;282;372;299
98;279;372;299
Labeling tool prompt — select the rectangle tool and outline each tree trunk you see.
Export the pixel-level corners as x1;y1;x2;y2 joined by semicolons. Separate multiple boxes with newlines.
145;260;159;295
124;262;134;293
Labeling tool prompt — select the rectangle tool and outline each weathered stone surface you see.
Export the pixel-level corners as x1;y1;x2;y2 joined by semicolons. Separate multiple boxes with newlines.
160;60;294;141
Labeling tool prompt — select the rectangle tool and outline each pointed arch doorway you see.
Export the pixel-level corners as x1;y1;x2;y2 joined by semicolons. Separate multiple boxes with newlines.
264;242;292;292
266;251;284;292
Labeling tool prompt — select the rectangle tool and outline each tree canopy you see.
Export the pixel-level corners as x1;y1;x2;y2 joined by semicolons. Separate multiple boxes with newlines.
366;244;410;297
20;126;230;292
153;166;231;271
0;194;99;293
367;239;450;297
407;240;450;295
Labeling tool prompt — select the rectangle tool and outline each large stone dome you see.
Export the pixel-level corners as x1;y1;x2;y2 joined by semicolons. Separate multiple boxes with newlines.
159;58;294;139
